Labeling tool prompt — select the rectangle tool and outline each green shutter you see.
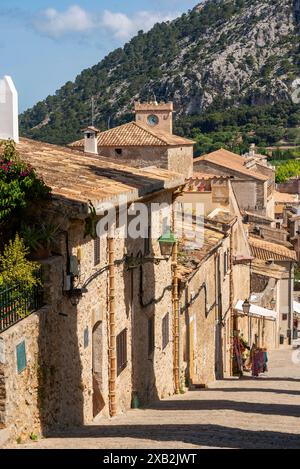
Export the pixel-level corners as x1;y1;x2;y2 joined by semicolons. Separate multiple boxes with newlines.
16;341;27;374
84;327;89;348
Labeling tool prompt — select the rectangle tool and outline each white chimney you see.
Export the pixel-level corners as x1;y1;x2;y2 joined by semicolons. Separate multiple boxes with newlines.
82;126;100;155
0;75;19;143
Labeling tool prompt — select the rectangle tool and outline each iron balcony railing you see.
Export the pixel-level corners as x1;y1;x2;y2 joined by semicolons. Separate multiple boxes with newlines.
0;273;44;333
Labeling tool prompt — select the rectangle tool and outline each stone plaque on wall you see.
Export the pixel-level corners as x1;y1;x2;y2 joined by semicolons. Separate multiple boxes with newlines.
16;341;27;374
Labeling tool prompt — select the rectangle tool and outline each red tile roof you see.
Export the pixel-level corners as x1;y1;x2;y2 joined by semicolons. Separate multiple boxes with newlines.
70;122;195;148
249;237;297;262
11;138;185;209
194;149;269;181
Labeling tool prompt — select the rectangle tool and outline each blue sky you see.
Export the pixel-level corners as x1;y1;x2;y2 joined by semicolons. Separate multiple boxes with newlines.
0;1;197;112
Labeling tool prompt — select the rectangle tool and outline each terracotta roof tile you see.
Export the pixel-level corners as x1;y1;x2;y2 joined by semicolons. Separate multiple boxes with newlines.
249;236;297;262
194;149;269;181
190;172;228;180
178;227;224;280
274;191;299;204
70;122;195;148
10;138;184;213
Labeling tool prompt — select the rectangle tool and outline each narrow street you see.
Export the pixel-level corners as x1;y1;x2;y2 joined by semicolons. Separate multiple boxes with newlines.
9;349;300;449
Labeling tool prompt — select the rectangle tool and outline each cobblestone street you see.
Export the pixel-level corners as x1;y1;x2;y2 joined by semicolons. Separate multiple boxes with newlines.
8;349;300;449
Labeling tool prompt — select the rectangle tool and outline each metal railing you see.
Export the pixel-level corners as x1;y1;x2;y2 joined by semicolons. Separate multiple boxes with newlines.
0;274;44;333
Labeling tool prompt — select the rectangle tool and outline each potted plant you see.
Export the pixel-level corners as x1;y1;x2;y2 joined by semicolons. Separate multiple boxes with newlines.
21;223;60;260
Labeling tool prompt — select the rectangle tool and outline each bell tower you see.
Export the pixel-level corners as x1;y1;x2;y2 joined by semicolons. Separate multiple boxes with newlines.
134;101;174;134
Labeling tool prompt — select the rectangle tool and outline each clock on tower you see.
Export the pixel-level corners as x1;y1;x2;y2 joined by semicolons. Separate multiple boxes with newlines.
147;114;159;126
134;101;174;134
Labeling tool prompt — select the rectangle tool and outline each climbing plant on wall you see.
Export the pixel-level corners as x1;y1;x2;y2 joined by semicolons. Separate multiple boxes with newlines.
0;140;51;249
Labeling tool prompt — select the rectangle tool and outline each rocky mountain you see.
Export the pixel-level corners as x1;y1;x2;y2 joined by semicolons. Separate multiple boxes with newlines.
20;0;300;150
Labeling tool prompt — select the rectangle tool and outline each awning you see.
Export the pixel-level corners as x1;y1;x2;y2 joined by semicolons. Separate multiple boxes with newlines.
293;301;300;316
235;300;277;321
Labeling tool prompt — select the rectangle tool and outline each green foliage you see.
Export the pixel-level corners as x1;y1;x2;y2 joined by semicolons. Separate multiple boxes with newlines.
0;234;40;289
21;223;60;252
0;140;50;222
175;101;300;155
0;140;51;247
84;201;98;239
275;159;300;183
270;147;300;161
295;265;300;285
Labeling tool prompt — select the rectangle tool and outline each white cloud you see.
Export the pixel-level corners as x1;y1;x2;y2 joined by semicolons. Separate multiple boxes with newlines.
33;5;94;39
102;10;178;40
32;5;178;41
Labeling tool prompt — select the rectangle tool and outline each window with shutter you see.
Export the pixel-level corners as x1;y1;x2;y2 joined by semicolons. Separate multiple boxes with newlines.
162;313;169;349
148;316;155;356
117;329;127;375
94;237;100;266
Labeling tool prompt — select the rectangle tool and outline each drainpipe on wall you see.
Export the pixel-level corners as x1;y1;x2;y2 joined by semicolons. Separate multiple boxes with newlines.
288;262;292;346
108;237;117;417
172;239;180;394
229;223;236;377
172;191;181;394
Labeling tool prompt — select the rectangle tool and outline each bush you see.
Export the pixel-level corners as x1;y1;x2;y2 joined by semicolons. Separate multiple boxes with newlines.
275;159;300;183
0;140;50;222
0;234;40;289
0;140;51;247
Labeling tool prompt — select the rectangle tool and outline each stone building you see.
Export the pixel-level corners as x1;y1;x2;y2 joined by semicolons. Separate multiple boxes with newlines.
193;148;275;218
248;236;297;347
175;173;278;386
69;102;195;178
0;77;297;447
276;176;300;195
272;192;300;262
274;191;299;227
286;211;300;264
0;137;185;442
177;224;230;386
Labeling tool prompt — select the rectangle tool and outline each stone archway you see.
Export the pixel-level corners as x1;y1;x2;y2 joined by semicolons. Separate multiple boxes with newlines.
92;321;105;417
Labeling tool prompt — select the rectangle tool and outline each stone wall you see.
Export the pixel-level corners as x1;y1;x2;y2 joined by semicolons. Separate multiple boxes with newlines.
97;145;194;178
0;309;47;440
167;147;193;178
0;191;177;442
55;191;176;422
231;180;258;211
179;237;231;386
238;314;276;351
251;273;270;293
278;269;293;348
277;177;300;194
0;255;63;442
98;146;169;168
193;160;268;211
0;354;6;427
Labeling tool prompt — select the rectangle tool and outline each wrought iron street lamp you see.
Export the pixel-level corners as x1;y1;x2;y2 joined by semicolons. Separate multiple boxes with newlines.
158;228;177;258
242;298;251;315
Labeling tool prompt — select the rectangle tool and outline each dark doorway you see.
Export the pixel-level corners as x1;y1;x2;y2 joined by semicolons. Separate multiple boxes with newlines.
92;321;105;417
